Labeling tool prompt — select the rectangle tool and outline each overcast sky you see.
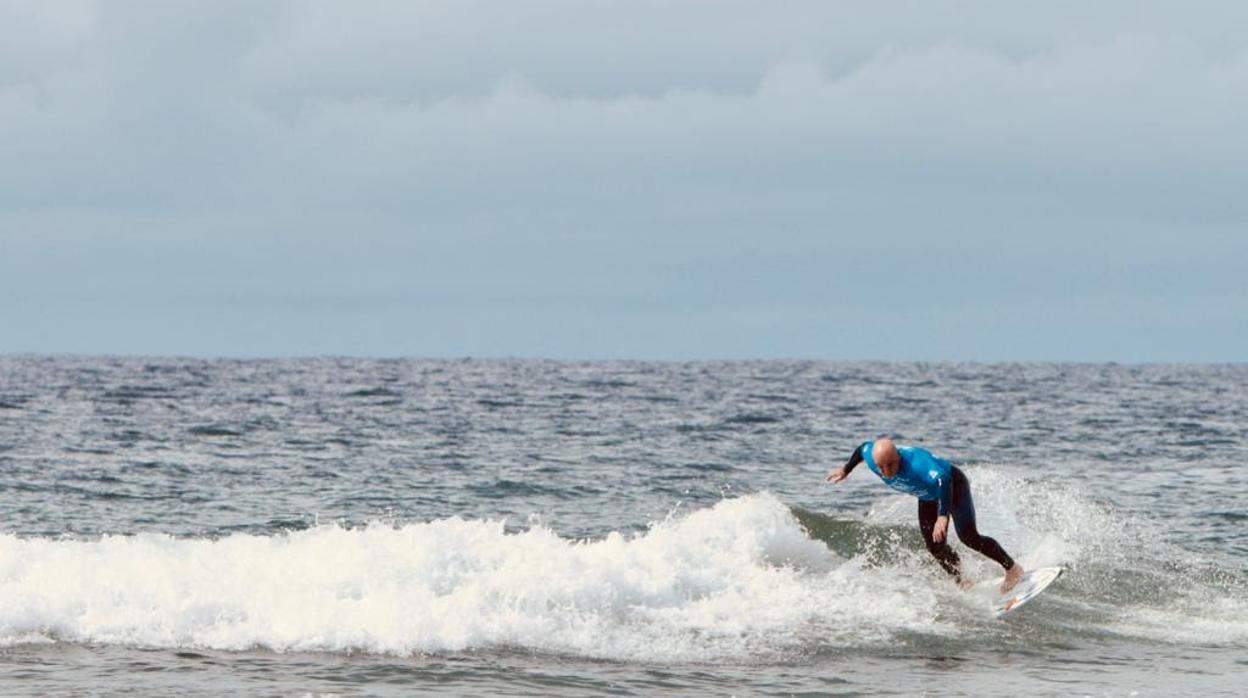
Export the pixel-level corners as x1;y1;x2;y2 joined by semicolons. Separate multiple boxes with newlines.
1;1;1245;361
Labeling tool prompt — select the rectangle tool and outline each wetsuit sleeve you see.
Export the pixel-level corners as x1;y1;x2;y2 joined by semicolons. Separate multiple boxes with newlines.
841;442;868;474
936;473;952;517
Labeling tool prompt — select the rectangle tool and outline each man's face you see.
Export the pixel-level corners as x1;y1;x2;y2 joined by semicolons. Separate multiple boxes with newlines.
878;455;900;478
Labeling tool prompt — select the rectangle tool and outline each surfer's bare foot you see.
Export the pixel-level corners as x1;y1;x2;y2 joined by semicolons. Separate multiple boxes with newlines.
1000;564;1023;593
957;577;975;591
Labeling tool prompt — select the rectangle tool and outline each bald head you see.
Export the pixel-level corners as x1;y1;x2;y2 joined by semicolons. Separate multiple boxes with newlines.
872;438;900;477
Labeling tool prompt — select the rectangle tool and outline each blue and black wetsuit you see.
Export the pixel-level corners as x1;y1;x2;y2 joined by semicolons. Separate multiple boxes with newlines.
842;441;1015;577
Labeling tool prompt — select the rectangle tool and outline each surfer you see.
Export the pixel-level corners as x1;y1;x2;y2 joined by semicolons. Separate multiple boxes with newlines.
826;438;1024;592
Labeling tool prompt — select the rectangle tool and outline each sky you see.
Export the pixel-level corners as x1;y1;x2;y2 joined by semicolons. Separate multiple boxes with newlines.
1;1;1245;362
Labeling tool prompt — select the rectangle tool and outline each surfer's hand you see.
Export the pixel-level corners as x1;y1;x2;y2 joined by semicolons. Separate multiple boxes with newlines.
933;515;949;543
825;466;848;483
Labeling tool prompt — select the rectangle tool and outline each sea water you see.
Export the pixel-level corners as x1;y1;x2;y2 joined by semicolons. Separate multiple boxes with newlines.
0;357;1245;696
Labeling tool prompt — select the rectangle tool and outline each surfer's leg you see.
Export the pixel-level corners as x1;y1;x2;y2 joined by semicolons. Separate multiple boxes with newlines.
918;498;961;579
948;467;1015;571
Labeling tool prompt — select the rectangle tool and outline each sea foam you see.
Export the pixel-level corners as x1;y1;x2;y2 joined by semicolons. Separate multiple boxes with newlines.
2;482;1245;659
0;494;938;660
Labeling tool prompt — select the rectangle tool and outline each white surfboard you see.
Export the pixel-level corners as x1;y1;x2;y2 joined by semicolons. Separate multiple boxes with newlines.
983;566;1064;618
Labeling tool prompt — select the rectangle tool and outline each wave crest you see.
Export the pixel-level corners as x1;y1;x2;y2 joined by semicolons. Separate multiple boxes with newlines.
3;477;1246;659
0;494;935;660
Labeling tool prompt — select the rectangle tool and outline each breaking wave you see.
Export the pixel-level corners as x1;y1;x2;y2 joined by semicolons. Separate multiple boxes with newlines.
2;471;1245;660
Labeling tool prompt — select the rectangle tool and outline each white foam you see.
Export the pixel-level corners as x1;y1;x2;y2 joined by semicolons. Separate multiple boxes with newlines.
4;478;1244;659
1111;602;1248;645
863;466;1132;577
866;465;1248;644
0;494;940;661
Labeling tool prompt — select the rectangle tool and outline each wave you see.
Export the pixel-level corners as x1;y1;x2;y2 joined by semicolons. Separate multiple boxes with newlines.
1;473;1245;661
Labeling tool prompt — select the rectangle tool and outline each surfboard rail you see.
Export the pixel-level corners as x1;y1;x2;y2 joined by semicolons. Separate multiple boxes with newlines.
991;566;1065;618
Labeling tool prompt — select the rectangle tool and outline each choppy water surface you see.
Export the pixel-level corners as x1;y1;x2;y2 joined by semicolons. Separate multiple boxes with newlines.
1;357;1246;696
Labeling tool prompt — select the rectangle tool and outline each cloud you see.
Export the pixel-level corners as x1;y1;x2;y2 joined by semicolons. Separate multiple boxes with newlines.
1;1;1246;359
5;6;1246;215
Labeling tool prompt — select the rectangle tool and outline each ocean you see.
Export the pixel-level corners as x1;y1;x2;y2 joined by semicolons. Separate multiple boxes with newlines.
1;356;1245;696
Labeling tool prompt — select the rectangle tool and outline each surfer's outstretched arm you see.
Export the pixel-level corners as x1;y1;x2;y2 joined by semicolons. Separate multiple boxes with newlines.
826;442;868;483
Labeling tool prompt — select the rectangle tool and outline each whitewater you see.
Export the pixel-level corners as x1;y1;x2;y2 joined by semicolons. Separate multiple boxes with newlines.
5;485;1245;661
1;357;1246;696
